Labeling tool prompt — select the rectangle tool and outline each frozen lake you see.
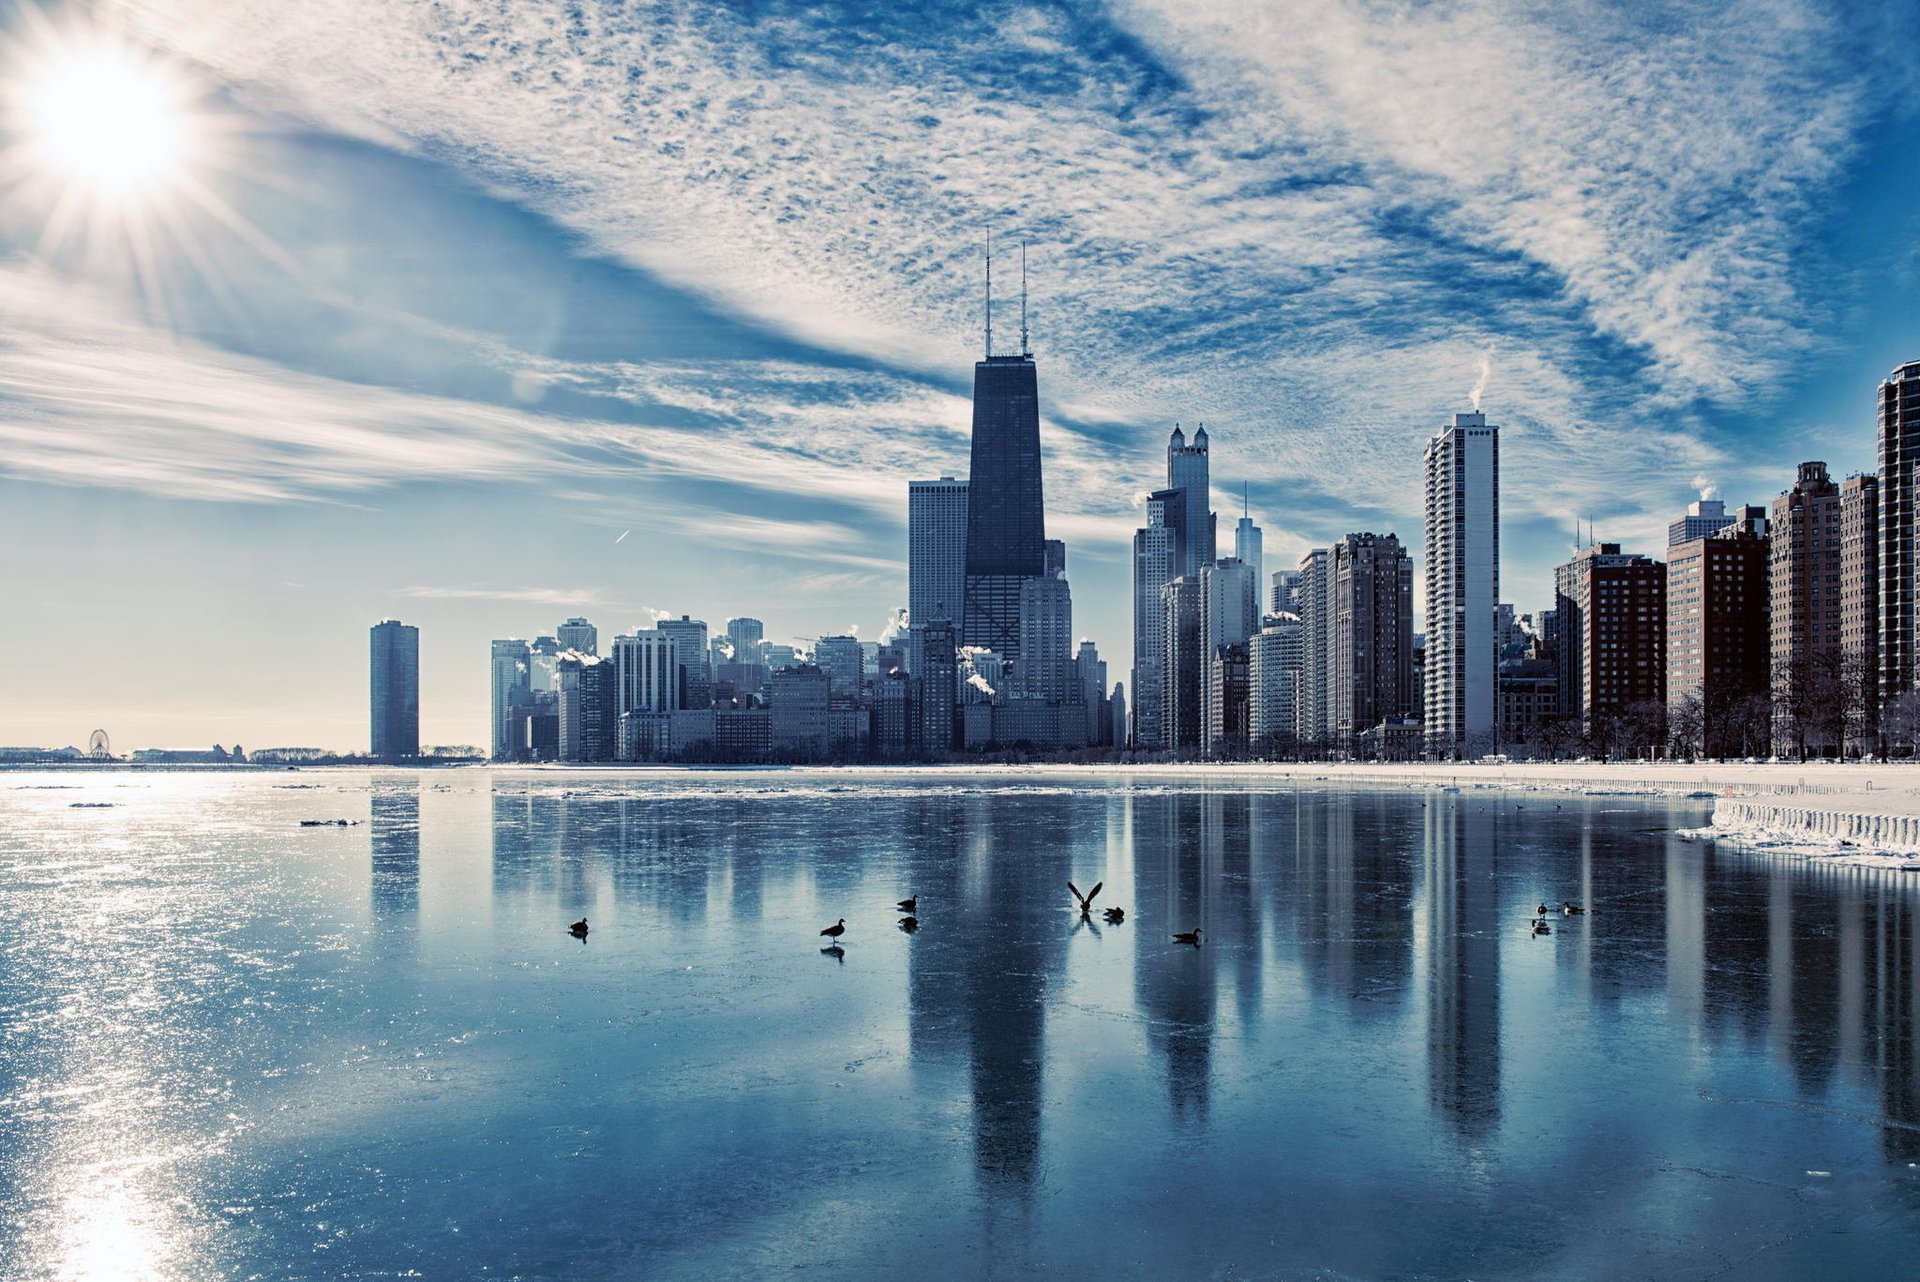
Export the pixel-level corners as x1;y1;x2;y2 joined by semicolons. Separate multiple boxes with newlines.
4;768;1919;1279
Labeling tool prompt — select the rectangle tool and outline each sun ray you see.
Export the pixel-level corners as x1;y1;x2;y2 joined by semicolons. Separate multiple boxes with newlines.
0;3;292;328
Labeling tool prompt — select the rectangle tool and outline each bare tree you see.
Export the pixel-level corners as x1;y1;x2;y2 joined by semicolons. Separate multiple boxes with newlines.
1667;694;1704;761
1625;700;1669;760
1535;716;1579;762
1772;651;1859;759
1883;691;1920;759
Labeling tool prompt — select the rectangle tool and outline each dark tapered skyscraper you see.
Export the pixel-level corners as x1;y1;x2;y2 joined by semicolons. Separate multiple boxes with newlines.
370;619;419;760
963;352;1046;658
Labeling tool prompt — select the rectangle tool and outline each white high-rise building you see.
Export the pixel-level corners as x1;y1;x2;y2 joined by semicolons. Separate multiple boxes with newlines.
908;477;969;672
1423;411;1500;758
1668;498;1734;548
1249;613;1302;751
613;631;681;717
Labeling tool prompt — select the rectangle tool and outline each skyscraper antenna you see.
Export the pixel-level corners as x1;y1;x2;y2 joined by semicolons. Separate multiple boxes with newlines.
1019;239;1029;355
1243;481;1249;518
984;233;993;359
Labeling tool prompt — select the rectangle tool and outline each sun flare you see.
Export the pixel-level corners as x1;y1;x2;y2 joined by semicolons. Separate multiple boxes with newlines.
5;19;200;207
20;40;191;198
0;10;278;314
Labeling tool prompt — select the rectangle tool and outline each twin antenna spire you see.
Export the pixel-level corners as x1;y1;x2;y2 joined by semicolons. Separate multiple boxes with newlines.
983;234;1030;359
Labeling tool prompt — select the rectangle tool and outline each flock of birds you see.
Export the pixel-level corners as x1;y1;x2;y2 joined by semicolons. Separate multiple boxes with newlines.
812;880;1199;955
1528;901;1587;936
565;894;1571;949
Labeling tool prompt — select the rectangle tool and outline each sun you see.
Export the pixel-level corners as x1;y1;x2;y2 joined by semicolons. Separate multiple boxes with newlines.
0;9;279;314
5;18;199;207
18;38;192;199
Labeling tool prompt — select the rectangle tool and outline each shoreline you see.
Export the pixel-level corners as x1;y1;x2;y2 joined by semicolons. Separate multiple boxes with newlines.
18;758;1920;861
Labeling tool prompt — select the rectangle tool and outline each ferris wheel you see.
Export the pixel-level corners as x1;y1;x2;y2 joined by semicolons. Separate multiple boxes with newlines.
88;729;110;759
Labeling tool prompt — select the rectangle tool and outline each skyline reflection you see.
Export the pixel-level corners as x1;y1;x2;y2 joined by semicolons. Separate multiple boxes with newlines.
474;779;1920;1174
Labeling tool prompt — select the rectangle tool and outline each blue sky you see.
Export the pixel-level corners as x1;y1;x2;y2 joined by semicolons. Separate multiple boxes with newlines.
2;0;1918;750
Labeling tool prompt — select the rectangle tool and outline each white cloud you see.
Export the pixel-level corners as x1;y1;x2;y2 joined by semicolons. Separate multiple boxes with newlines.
107;0;1864;542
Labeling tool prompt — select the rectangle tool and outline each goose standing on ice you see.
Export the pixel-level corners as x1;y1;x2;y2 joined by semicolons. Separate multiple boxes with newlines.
819;918;847;943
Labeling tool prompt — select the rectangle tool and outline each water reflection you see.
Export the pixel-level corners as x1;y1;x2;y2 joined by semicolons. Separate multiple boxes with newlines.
369;779;420;920
1134;793;1219;1123
453;779;1920;1271
1423;798;1502;1140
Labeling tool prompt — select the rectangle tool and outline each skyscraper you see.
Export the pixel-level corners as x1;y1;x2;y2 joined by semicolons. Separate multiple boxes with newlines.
1771;462;1842;678
1234;497;1263;619
613;631;680;716
1554;544;1666;730
1771;461;1871;754
1075;640;1109;746
1295;548;1333;746
657;615;712;709
1167;426;1214;577
1668;498;1734;547
557;616;598;655
1423;411;1500;758
1199;558;1257;754
963;351;1046;660
1248;613;1302;753
369;619;419;761
557;653;618;762
919;616;959;756
1329;534;1416;741
490;639;530;761
1130;489;1181;749
1841;473;1880;744
908;476;969;670
1666;525;1769;757
1269;568;1300;617
813;635;865;700
1016;576;1074;703
726;617;765;663
1162;576;1202;753
1878;361;1920;707
1204;644;1250;759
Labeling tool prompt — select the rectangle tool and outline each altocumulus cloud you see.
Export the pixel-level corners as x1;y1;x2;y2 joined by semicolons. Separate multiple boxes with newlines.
21;0;1909;560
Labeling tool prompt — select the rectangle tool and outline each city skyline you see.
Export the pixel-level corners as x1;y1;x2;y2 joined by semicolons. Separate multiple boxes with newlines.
4;2;1920;749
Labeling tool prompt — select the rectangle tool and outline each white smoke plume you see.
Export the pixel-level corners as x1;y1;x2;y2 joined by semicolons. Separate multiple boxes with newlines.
1469;352;1492;412
878;607;909;645
1691;475;1720;500
966;672;996;697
